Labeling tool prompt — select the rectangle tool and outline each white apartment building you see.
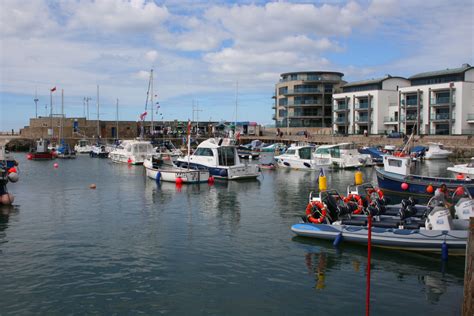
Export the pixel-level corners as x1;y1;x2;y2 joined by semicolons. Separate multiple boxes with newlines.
332;76;410;135
397;64;474;135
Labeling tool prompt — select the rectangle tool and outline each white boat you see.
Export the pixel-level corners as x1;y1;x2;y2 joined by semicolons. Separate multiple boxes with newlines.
274;145;331;170
109;140;154;165
424;142;452;160
143;156;209;183
74;139;92;154
176;138;260;180
447;158;474;177
154;140;183;161
314;143;373;169
90;144;109;158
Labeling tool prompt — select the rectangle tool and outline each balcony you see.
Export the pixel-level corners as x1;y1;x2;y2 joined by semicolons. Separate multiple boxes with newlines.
281;88;322;95
288;101;322;107
334;104;348;111
334;117;348;125
272;105;276;110
401;99;421;108
401;114;422;122
355;102;370;111
430;97;455;106
468;114;474;123
272;114;276;120
384;116;398;124
431;113;455;122
357;116;371;123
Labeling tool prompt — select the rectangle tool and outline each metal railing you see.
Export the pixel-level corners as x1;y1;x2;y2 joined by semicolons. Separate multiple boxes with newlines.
334;104;348;111
430;97;455;105
355;103;369;110
430;113;454;121
384;116;398;123
467;114;474;121
334;117;347;124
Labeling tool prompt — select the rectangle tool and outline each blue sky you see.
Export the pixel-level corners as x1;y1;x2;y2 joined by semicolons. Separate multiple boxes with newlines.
1;0;473;131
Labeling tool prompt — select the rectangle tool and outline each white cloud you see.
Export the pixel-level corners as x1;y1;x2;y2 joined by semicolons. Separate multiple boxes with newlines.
145;50;159;62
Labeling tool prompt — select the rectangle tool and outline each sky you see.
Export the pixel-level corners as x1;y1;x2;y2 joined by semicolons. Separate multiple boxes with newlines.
0;0;473;131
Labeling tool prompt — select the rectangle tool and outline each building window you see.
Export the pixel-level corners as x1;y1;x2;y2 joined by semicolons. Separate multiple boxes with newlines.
278;87;288;95
279;98;288;106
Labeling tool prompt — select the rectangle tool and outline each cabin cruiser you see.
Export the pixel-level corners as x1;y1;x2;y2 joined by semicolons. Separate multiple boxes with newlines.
90;144;109;158
291;189;468;254
274;144;330;170
424;142;452;160
314;143;373;169
74;139;92;154
154;140;183;161
109;140;154;165
447;158;474;177
175;138;259;180
143;156;209;184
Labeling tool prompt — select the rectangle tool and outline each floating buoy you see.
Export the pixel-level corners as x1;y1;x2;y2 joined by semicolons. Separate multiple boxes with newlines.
156;171;161;183
26;153;33;160
175;177;183;185
456;173;465;180
426;184;434;194
208;176;214;184
53;163;59;168
7;172;19;183
354;170;363;185
89;184;96;189
0;193;14;205
319;174;327;191
455;186;465;196
333;232;343;247
127;158;132;164
401;182;409;190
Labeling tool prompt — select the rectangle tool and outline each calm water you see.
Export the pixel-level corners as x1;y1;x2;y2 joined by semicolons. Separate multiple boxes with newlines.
0;154;464;315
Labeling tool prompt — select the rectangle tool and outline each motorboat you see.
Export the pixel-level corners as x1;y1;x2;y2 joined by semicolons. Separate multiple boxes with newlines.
26;139;56;160
153;140;183;161
90;144;109;158
358;147;384;165
74;139;92;154
376;154;474;200
261;143;286;153
0;144;16;168
314;143;373;169
175;138;260;180
237;145;260;160
424;142;452;160
274;144;331;171
291;190;468;254
447;158;474;177
143;156;209;184
109;140;154;165
56;143;76;159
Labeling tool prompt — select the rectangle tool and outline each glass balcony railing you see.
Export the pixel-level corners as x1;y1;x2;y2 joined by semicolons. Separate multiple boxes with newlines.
401;114;422;121
430;113;453;121
357;116;370;123
384;116;398;122
334;117;347;124
430;97;455;105
468;114;474;121
334;104;348;111
355;103;369;110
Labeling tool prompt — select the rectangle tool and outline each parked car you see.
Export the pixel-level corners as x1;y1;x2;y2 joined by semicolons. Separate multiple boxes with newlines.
387;132;405;139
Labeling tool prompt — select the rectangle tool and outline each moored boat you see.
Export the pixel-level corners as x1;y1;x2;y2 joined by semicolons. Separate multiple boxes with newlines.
57;143;76;159
274;144;331;171
143;156;210;183
90;144;109;158
447;158;474;177
109;140;154;165
424;142;452;160
27;139;56;160
0;144;16;168
74;139;92;154
314;143;373;169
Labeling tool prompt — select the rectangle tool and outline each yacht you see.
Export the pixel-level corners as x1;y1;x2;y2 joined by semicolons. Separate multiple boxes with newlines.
424;142;452;160
314;143;373;169
109;140;154;165
143;156;209;184
274;144;331;170
74;139;92;154
447;158;474;177
175;138;259;180
90;144;109;158
154;140;183;161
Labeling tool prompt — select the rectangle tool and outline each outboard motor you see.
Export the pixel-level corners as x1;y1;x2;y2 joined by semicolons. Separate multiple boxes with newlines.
425;207;454;231
399;205;417;220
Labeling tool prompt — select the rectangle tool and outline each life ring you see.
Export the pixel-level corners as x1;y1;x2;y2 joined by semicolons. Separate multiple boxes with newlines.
305;201;327;224
367;188;384;199
344;194;364;214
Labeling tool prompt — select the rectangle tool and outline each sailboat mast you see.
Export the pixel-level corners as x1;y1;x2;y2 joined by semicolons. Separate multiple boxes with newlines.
116;98;119;140
60;89;64;143
150;69;154;136
235;81;239;136
97;85;100;139
50;88;53;140
34;88;39;119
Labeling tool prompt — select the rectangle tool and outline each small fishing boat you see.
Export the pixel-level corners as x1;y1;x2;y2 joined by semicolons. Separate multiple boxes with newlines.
424;142;452;160
74;139;92;154
56;143;76;159
176;138;260;180
376;154;474;200
447;158;474;177
143;156;210;183
274;144;331;171
314;143;373;169
27;139;56;160
109;140;154;165
291;190;467;254
90;144;109;158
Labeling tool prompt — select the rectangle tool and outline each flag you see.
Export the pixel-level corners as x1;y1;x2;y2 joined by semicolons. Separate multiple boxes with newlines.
50;86;56;92
140;111;147;120
187;119;191;135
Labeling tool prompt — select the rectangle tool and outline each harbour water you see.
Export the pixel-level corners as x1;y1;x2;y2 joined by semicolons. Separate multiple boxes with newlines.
0;154;464;315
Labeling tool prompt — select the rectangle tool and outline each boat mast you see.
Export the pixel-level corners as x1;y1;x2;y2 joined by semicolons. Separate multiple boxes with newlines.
150;69;154;136
50;87;53;140
116;98;119;140
60;89;64;143
235;81;238;137
34;88;39;119
97;85;100;140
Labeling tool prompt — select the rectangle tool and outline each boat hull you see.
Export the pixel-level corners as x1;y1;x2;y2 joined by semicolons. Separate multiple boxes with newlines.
376;167;474;201
145;165;209;183
274;157;331;171
447;165;474;176
176;161;259;180
27;152;55;160
291;223;467;254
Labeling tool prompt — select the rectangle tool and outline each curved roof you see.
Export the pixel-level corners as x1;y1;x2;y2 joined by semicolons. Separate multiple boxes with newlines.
342;76;408;88
409;64;473;79
280;71;344;77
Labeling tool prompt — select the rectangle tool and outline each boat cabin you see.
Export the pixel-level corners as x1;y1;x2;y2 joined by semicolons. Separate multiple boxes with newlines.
282;146;313;160
382;155;411;176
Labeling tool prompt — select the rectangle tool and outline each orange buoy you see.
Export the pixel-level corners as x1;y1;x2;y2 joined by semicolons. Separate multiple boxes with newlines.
89;184;97;189
456;173;465;180
426;185;434;194
455;186;465;196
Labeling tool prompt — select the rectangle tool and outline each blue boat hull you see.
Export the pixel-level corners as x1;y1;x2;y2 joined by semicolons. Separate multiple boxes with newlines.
376;167;474;202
